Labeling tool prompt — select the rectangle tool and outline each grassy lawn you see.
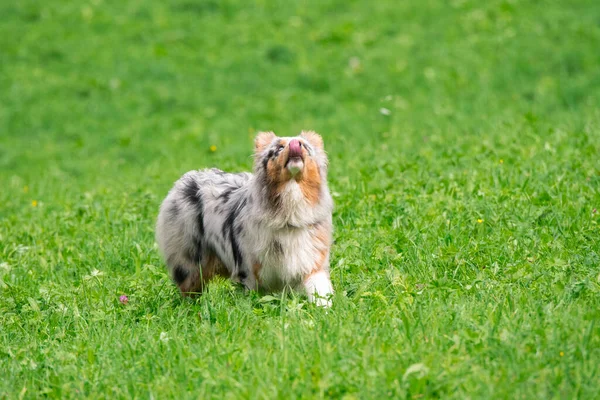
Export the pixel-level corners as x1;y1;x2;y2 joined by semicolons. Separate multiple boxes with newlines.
1;0;600;398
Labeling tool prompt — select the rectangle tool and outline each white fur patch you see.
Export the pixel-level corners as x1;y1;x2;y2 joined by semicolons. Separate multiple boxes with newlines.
303;270;334;307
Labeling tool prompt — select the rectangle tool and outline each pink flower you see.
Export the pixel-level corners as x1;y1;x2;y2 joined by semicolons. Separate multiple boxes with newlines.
119;295;129;305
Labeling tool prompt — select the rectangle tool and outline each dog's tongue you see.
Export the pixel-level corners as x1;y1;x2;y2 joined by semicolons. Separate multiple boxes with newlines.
288;139;302;158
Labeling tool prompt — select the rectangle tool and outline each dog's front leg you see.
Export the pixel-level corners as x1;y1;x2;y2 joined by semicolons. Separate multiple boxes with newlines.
303;270;333;307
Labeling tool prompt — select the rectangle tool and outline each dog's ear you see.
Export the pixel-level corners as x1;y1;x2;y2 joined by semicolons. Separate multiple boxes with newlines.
255;131;276;153
300;130;324;150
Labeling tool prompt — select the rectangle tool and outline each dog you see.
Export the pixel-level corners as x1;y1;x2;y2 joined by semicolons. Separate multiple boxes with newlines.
155;131;334;306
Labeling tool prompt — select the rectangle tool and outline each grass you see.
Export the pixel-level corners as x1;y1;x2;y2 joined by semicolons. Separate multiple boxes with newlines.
1;0;600;398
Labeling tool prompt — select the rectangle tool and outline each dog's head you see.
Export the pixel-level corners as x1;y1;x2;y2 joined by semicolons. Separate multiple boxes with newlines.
254;131;328;206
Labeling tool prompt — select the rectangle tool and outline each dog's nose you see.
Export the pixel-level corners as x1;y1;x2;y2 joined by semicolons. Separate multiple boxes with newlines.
288;139;302;158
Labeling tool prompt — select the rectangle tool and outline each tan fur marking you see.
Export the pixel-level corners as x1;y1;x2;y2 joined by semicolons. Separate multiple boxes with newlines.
297;157;321;205
314;222;331;247
303;222;331;283
303;249;329;286
178;264;202;297
202;253;229;282
179;253;229;296
303;268;321;284
253;262;262;285
314;222;330;268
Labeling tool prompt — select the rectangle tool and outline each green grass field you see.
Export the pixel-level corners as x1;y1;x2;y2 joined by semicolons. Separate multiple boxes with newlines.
1;0;600;398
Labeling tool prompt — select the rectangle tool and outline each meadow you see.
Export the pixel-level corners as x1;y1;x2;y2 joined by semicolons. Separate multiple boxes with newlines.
1;0;599;398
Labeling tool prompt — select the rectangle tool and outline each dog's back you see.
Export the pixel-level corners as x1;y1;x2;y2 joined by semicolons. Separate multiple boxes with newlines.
156;168;252;293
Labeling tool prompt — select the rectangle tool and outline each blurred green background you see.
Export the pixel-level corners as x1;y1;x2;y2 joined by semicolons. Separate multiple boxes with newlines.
2;0;598;181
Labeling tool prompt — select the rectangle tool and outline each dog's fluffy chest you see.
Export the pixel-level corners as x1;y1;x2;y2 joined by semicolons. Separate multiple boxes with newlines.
254;227;317;290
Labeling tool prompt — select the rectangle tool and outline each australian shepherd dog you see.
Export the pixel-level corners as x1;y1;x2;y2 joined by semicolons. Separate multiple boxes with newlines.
156;131;334;306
